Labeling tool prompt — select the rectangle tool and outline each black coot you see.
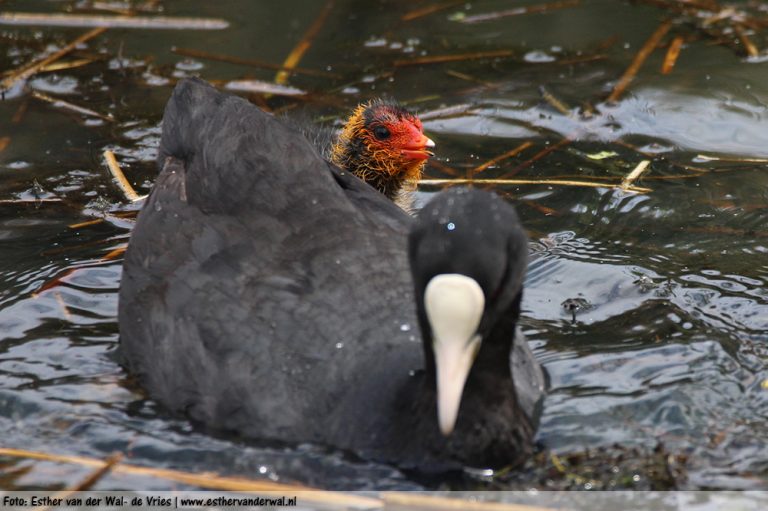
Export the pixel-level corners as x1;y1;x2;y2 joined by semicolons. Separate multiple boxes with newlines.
119;78;545;470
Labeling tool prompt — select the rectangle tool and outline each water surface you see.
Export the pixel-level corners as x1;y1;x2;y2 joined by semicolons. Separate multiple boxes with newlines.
1;0;767;494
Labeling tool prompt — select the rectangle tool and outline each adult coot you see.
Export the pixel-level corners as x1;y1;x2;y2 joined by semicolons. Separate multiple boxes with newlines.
119;78;544;470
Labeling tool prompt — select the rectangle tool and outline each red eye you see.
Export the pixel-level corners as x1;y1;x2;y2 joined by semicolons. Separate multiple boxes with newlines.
373;125;391;140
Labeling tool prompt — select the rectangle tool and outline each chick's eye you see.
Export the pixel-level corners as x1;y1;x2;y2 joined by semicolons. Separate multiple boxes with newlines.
373;125;391;140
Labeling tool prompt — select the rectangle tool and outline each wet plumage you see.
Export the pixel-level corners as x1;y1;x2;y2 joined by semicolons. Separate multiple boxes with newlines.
119;78;544;471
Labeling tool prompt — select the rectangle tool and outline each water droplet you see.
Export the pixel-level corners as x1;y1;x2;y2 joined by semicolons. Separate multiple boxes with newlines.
408;370;416;376
400;323;411;332
258;466;268;474
446;222;455;231
335;342;344;349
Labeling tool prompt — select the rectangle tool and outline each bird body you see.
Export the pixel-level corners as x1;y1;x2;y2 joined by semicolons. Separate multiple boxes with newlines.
119;78;544;470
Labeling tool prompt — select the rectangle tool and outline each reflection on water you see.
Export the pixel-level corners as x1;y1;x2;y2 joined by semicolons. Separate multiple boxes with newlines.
1;0;767;493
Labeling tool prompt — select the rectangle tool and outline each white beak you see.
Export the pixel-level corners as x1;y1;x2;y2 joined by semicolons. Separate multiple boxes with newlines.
423;274;485;436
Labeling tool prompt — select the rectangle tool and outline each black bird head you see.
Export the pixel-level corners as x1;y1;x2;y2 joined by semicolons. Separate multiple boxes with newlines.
408;187;528;436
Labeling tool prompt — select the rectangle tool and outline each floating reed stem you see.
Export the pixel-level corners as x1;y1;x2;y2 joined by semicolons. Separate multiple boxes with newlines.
733;25;759;57
473;141;533;174
172;48;339;78
0;447;559;511
395;49;514;67
661;35;684;74
103;150;143;202
32;91;114;122
539;86;571;116
607;20;672;103
402;0;465;22
0;448;379;510
419;178;652;193
1;27;106;93
695;154;768;163
0;12;229;30
102;246;127;261
40;58;96;73
620;160;651;191
428;159;461;177
0;198;63;204
459;0;580;24
503;137;574;178
33;454;123;511
53;292;72;321
69;219;106;229
275;0;335;85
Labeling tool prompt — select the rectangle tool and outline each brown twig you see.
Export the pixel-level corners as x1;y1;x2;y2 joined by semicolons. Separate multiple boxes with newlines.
539;86;571;116
0;198;63;204
419;177;652;193
607;20;673;103
1;27;106;93
31;91;114;122
402;0;465;22
620;160;652;191
733;24;759;57
503;136;574;178
661;35;684;74
33;454;123;511
53;292;72;321
0;137;9;152
394;49;514;67
172;47;339;78
86;2;134;15
12;99;29;123
695;154;768;163
103;150;143;202
472;141;534;174
444;69;494;86
39;58;97;73
33;268;77;296
0;447;559;511
427;159;461;177
636;0;717;13
521;199;560;216
275;1;335;85
69;219;106;229
458;0;581;24
68;210;139;230
102;246;127;261
0;12;228;29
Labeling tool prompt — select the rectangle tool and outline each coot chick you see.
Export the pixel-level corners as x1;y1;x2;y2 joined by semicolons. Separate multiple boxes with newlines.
119;78;544;470
329;100;434;206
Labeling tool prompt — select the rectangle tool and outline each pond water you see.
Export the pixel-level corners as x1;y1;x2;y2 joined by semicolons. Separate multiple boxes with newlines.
1;0;767;497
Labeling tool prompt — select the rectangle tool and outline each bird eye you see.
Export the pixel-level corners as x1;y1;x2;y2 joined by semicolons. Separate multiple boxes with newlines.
373;125;391;140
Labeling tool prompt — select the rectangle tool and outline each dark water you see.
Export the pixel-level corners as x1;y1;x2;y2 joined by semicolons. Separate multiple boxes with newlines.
1;0;767;495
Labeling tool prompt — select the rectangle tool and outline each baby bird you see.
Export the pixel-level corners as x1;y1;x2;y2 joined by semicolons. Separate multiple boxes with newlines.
330;99;434;208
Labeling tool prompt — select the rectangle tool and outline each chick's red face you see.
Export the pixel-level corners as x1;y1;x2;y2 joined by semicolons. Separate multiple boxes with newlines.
365;105;435;162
